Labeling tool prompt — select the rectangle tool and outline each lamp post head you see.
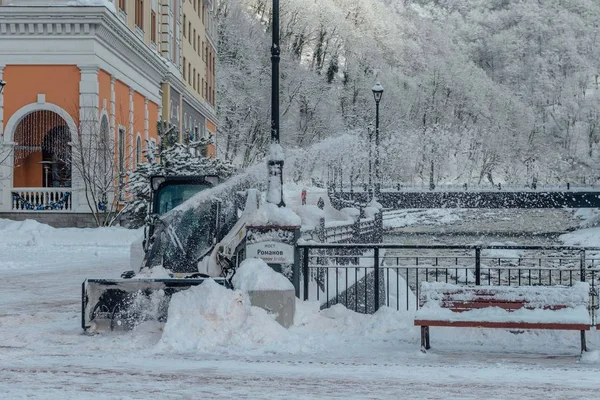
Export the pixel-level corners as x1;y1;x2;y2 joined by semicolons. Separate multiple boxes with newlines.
0;80;5;94
372;81;383;103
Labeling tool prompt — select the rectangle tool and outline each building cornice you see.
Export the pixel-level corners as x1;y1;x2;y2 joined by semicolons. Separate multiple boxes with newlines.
0;6;217;125
0;6;168;102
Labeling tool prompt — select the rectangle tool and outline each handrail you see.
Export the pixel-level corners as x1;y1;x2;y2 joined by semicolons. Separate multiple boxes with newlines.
296;243;600;251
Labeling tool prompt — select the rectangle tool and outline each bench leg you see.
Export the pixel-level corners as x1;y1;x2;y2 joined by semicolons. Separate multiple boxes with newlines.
421;326;430;351
581;330;587;353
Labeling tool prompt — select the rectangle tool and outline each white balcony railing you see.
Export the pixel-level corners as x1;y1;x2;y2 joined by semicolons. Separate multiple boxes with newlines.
11;188;72;211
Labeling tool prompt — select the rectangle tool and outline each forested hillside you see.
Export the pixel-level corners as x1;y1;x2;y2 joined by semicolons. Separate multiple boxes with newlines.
216;0;600;186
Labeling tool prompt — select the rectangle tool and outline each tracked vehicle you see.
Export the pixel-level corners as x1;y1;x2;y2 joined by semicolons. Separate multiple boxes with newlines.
82;174;260;332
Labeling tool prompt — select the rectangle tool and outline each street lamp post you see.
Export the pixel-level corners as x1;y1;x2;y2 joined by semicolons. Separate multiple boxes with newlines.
367;124;373;199
372;82;384;197
266;0;285;207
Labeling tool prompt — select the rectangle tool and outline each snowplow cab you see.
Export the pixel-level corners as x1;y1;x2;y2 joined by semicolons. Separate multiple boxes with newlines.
142;174;253;275
150;175;220;216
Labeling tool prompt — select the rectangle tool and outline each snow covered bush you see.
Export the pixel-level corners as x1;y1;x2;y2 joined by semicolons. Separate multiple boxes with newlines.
122;122;236;227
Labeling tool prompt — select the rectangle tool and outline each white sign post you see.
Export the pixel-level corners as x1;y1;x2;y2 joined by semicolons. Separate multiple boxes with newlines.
245;226;300;272
247;241;295;264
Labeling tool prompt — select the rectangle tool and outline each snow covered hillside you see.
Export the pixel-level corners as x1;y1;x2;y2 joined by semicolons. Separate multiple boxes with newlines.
1;218;600;398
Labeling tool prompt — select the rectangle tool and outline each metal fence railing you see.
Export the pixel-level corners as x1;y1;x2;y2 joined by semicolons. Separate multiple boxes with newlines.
293;244;600;325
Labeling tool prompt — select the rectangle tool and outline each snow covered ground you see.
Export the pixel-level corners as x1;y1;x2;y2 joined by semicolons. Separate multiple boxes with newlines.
2;218;600;399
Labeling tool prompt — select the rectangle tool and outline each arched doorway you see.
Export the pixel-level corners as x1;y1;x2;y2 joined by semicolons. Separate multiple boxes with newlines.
13;110;71;188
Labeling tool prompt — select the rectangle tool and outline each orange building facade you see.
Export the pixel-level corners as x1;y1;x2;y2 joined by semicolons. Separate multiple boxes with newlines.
0;1;218;215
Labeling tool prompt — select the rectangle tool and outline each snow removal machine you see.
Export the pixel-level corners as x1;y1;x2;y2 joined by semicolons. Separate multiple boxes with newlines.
82;174;261;332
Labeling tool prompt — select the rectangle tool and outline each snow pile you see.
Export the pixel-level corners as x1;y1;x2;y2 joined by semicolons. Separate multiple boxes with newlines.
232;258;294;292
367;199;383;210
560;227;600;248
157;280;289;352
293;301;415;338
340;207;360;221
482;241;525;259
580;350;600;364
268;143;285;161
0;218;141;247
384;209;462;229
363;206;380;218
573;208;600;228
249;202;301;227
294;205;326;231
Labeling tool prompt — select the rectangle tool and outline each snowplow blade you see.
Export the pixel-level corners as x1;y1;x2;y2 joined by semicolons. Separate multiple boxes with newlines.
82;278;231;332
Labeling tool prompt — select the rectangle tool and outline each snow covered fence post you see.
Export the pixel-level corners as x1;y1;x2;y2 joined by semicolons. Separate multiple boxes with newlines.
375;211;383;243
475;246;482;285
374;248;380;312
353;216;361;242
318;217;326;243
580;249;587;352
292;228;301;298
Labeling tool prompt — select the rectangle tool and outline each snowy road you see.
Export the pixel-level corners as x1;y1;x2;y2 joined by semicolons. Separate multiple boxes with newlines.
1;221;600;399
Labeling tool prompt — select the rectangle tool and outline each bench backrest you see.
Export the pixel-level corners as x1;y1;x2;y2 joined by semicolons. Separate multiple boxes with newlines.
419;282;590;312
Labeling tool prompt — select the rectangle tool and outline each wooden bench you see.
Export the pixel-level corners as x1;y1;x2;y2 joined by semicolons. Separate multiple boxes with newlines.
414;282;591;353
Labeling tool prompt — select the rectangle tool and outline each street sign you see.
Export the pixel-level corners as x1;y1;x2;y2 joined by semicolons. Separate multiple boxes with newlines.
246;241;295;264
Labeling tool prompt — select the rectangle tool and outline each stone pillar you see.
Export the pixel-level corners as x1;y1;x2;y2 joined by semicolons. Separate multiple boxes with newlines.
144;98;149;141
0;64;4;138
0;64;13;211
110;77;116;135
108;76;116;207
129;88;134;170
75;65;100;212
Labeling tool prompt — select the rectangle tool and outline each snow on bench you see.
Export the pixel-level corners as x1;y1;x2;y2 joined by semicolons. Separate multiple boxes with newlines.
414;282;591;353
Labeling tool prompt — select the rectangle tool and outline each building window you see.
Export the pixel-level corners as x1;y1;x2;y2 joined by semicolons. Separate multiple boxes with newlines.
183;14;186;37
119;0;126;12
202;4;205;25
183;57;186;81
188;22;191;43
188;62;191;83
193;29;196;50
151;11;156;43
136;135;142;166
193;68;196;90
194;0;197;11
135;0;144;29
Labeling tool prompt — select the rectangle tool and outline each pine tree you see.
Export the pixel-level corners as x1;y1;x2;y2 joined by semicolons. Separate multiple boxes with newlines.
123;121;236;227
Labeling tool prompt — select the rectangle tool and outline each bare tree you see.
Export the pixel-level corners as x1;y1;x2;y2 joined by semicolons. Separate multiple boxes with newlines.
0;144;13;188
69;103;138;227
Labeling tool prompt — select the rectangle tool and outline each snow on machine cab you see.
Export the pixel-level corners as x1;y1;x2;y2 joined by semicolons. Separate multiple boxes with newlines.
82;174;260;332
